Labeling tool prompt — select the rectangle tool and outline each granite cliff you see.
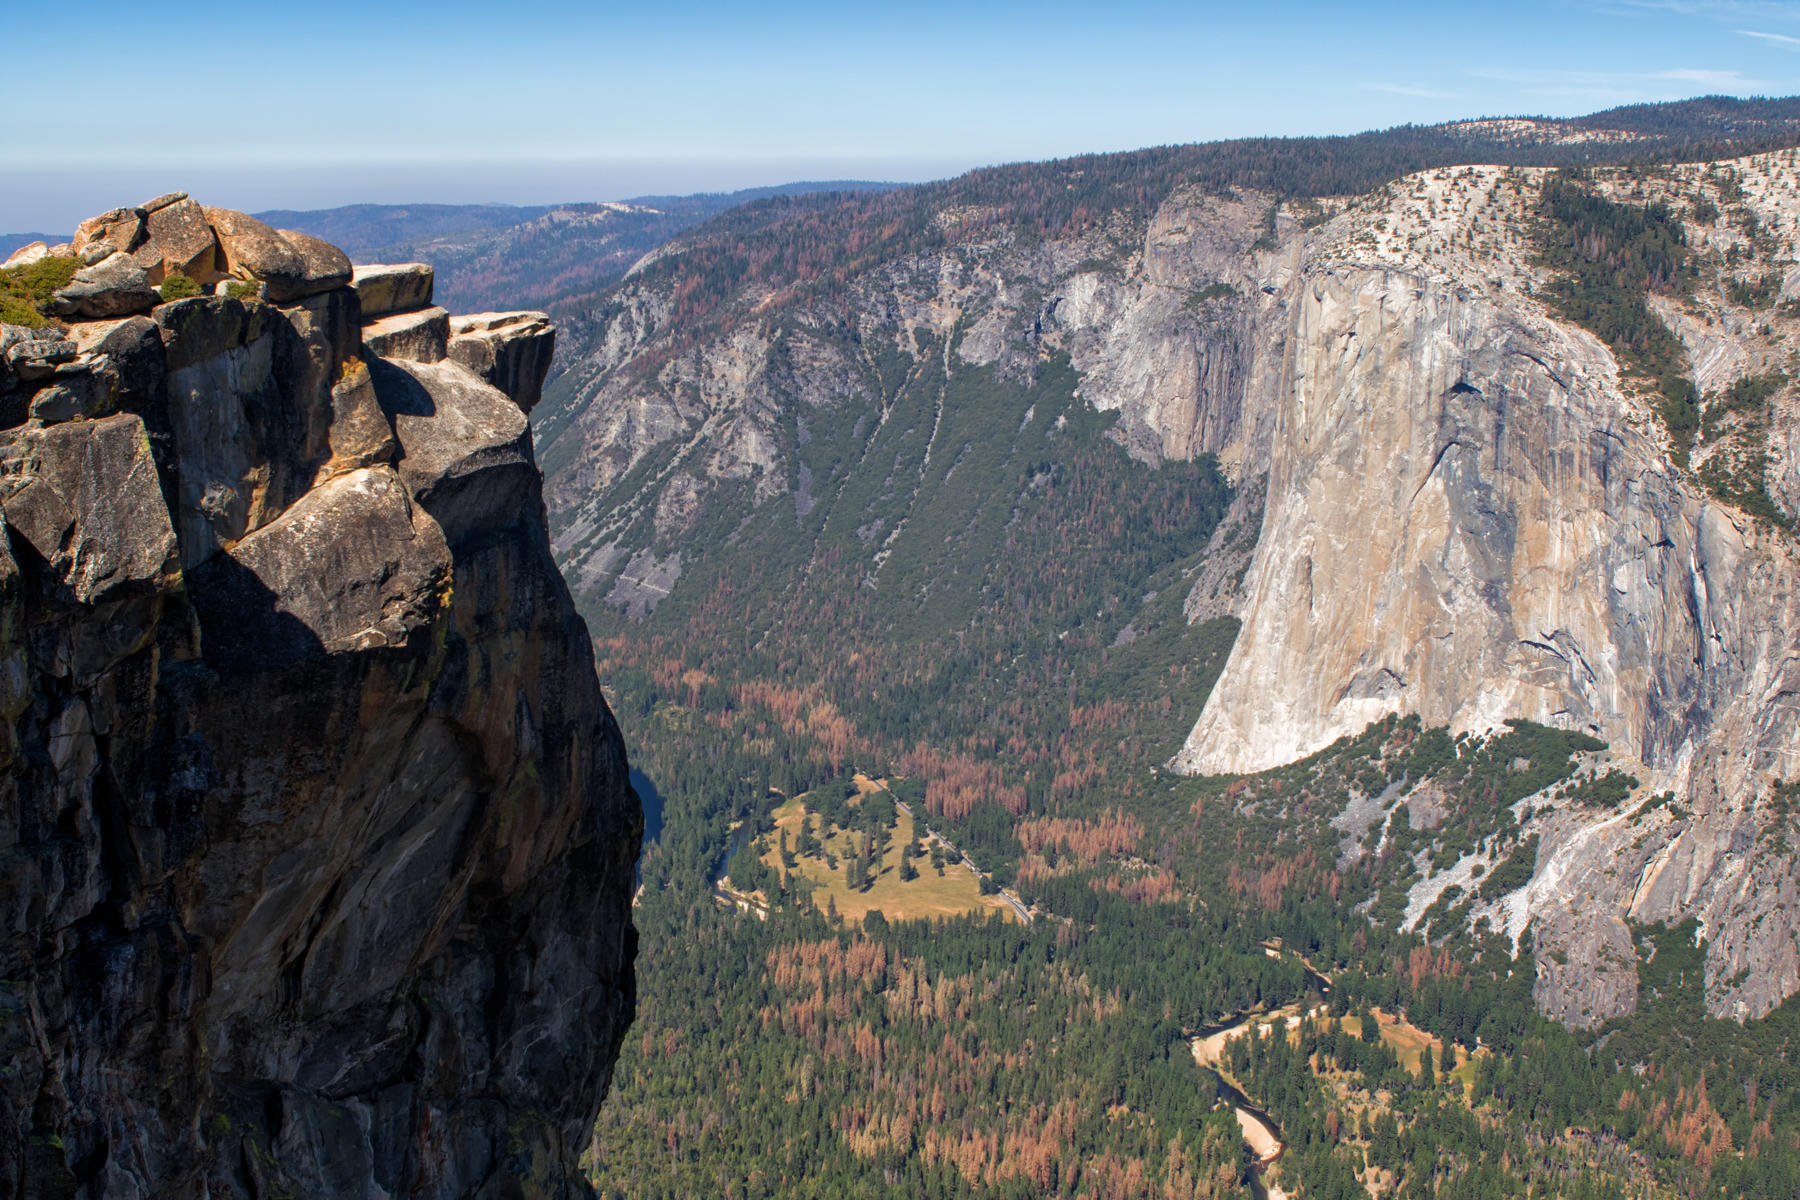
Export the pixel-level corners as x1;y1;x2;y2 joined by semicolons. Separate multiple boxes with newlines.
534;144;1800;1028
0;197;638;1197
1173;158;1800;1027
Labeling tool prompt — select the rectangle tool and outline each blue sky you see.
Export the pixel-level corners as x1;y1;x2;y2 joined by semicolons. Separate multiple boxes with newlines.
7;0;1800;232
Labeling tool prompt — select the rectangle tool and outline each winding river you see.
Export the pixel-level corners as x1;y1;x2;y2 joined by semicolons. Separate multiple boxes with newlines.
1190;952;1332;1200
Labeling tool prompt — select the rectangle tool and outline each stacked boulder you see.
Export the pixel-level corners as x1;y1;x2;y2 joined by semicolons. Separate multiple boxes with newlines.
352;260;556;412
3;193;357;321
0;199;634;1200
447;310;557;410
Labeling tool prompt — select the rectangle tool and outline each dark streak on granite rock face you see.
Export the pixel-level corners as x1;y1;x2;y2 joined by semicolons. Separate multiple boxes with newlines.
0;206;639;1199
449;312;556;414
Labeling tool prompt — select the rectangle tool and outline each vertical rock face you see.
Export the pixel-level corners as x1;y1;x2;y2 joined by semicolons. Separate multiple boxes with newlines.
1174;270;1653;775
0;202;638;1198
1172;160;1800;1025
1175;259;1800;799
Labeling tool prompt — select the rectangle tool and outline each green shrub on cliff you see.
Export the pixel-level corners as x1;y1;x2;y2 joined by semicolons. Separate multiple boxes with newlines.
0;255;78;328
1532;169;1700;463
159;273;202;301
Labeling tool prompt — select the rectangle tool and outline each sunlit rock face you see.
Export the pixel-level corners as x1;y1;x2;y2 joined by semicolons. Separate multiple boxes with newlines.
1177;160;1800;1027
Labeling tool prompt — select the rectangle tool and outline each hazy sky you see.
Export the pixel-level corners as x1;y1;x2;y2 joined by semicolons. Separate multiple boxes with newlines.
8;0;1800;232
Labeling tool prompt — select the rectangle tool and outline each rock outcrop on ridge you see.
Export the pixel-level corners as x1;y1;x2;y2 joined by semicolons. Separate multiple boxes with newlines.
0;199;638;1198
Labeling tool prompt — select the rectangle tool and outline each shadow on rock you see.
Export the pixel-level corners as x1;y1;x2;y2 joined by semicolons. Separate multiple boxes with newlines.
186;551;326;675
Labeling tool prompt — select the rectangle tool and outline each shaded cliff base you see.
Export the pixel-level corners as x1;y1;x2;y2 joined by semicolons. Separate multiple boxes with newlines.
1177;709;1786;1030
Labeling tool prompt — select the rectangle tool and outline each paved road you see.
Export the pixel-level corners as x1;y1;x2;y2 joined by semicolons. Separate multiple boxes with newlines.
893;798;1034;925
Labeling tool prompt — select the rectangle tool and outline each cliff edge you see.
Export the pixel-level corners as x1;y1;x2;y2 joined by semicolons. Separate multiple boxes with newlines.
0;197;639;1197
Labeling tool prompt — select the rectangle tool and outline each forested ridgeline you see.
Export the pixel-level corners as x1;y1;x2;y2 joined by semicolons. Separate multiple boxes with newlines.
598;98;1800;340
1532;161;1800;522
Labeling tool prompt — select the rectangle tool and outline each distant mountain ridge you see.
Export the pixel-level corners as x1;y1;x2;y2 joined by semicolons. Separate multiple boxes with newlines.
3;185;904;317
256;181;901;316
0;233;59;258
247;202;562;257
256;182;897;256
566;95;1800;351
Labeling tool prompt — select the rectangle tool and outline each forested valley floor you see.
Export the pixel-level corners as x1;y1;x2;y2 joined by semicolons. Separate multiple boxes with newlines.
564;352;1800;1198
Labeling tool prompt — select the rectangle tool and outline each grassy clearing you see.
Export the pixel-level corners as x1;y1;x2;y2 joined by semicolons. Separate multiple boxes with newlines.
1204;1003;1482;1101
750;791;1015;924
1370;1007;1440;1073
